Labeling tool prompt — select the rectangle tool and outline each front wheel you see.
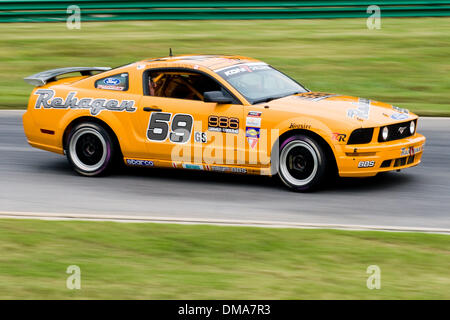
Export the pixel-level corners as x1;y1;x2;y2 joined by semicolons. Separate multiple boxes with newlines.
66;122;115;176
278;135;327;192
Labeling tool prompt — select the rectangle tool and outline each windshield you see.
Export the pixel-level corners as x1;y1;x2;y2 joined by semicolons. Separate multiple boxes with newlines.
215;63;308;104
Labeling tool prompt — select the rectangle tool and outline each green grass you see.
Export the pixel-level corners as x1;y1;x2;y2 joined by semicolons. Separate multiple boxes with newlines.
0;219;448;299
0;18;449;115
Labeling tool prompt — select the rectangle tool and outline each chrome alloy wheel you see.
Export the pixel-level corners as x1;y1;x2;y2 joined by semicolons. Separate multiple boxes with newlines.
69;127;107;173
279;140;319;187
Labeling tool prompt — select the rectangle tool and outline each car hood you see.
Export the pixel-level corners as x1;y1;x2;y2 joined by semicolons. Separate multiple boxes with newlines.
265;92;417;128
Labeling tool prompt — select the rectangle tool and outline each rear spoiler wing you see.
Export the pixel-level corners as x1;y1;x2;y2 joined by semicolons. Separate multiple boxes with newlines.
24;67;111;86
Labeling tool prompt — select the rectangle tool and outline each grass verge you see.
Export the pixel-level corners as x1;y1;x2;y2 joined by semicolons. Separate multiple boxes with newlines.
0;218;449;299
0;18;449;115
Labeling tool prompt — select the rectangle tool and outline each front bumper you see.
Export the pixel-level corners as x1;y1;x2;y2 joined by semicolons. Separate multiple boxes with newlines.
335;133;426;177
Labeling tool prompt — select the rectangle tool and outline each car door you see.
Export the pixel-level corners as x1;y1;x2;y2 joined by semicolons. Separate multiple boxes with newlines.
139;68;245;168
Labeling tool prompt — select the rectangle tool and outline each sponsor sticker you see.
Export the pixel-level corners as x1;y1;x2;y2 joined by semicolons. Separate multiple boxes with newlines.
246;117;261;127
182;163;204;170
33;89;136;116
246;127;260;149
208;115;239;134
208;127;239;134
358;160;375;168
247;138;258;149
210;166;247;174
95;73;128;91
393;105;409;114
295;92;338;101
391;113;409;121
215;63;270;79
126;159;154;167
289;123;311;130
247;111;262;117
96;85;124;91
347;98;371;120
401;145;423;156
332;133;347;142
246;127;260;138
103;77;121;85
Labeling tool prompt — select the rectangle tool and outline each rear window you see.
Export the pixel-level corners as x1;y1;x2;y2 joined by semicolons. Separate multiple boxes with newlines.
95;73;129;91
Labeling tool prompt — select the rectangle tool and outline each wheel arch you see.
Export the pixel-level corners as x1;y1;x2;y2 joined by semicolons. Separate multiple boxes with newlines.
62;116;123;158
271;129;338;176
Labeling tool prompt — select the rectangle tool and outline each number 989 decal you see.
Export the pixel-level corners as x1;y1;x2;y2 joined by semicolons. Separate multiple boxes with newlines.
147;112;193;144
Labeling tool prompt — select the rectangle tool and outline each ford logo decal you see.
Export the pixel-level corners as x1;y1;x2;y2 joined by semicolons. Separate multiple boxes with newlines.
104;78;121;85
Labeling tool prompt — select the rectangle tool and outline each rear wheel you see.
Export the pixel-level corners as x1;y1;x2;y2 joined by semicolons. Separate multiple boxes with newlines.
278;135;327;192
66;122;115;176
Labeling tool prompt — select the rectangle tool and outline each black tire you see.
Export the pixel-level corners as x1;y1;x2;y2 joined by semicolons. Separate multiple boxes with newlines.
277;134;327;192
66;122;116;176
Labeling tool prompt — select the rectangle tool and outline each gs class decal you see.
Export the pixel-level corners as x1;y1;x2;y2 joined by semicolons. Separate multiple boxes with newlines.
194;132;207;143
33;89;136;116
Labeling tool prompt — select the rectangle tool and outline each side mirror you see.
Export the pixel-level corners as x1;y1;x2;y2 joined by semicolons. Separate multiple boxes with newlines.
203;91;233;104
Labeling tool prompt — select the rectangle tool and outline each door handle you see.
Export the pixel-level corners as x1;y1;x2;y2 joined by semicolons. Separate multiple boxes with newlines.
143;107;162;112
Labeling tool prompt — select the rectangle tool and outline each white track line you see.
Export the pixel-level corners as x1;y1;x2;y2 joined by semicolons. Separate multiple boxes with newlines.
0;211;449;234
0;110;26;113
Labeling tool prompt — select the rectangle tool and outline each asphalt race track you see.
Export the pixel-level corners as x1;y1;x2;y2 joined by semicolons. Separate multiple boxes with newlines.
1;110;449;230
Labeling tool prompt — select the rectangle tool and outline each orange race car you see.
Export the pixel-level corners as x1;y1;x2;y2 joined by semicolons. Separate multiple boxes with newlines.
23;55;425;191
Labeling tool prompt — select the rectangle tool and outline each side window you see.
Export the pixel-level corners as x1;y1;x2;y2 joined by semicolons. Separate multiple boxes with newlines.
147;71;224;101
95;73;129;91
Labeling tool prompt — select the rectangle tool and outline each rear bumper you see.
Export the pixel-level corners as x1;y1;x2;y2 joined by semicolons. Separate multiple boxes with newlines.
23;109;64;155
336;133;426;177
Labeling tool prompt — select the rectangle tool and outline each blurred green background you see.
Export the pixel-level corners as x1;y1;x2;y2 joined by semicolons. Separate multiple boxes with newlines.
1;17;449;299
1;17;449;115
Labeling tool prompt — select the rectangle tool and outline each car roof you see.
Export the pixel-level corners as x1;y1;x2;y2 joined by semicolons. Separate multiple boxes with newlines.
138;54;262;71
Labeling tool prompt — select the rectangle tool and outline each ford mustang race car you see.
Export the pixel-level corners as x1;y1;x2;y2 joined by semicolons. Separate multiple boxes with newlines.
23;55;426;191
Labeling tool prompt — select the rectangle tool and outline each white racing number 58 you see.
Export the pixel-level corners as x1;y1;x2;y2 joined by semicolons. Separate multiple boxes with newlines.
147;112;193;144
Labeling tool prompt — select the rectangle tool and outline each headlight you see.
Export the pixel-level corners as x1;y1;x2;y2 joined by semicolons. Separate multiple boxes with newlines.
410;121;415;135
382;126;389;141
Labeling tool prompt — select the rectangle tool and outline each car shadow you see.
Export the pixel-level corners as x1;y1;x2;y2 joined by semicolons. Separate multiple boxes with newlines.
118;164;414;193
118;165;277;189
34;157;416;193
323;172;416;193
